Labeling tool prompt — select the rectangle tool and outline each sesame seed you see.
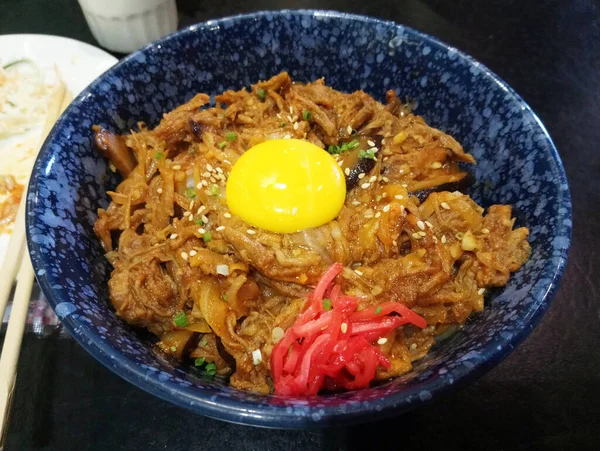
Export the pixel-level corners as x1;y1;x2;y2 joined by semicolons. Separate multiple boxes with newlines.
418;231;427;237
441;235;447;244
287;115;293;122
482;228;490;234
206;163;214;172
417;220;426;230
289;106;294;114
431;162;443;169
292;122;299;130
354;269;363;276
216;167;223;174
202;171;211;177
382;193;388;198
196;182;202;190
382;176;389;183
392;240;398;246
381;138;387;144
367;140;375;147
157;188;163;194
478;288;485;295
369;175;377;183
277;113;282;119
197;205;206;213
352;200;361;206
188;214;194;221
344;167;350;176
170;234;178;240
358;173;366;179
370;147;379;153
210;176;217;183
340;323;348;333
215;226;225;231
412;232;422;240
201;180;208;187
224;212;232;218
425;221;433;229
361;182;370;189
197;228;206;234
395;194;404;200
283;134;291;139
441;202;451;210
247;229;256;235
291;207;298;216
410;343;417;351
172;165;181;170
377;338;388;345
375;212;382;218
183;211;191;217
189;250;197;256
347;125;352;134
364;211;374;218
383;204;391;212
201;215;209;223
189;201;195;210
181;252;188;260
402;184;408;188
433;236;438;243
271;327;284;344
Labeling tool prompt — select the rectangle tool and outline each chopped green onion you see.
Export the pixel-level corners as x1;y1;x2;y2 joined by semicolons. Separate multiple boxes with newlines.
205;362;217;376
195;217;204;225
200;339;208;347
375;306;383;315
359;149;376;160
322;298;332;311
327;145;343;155
194;357;206;367
225;131;237;142
302;110;312;121
154;152;164;159
257;88;266;100
186;188;197;198
222;294;228;301
210;184;219;196
173;311;188;327
280;122;286;128
218;141;227;149
347;139;359;149
202;231;212;243
170;346;177;352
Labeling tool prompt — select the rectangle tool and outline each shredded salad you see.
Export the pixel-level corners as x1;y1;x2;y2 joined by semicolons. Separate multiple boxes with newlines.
271;263;427;396
0;59;55;139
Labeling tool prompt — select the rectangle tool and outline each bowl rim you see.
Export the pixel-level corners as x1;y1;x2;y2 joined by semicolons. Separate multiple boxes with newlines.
27;9;572;428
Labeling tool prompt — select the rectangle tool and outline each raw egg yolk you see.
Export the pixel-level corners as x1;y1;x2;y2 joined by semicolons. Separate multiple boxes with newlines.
226;139;346;233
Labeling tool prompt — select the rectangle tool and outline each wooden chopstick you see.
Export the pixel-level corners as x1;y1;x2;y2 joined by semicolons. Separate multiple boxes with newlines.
0;81;71;442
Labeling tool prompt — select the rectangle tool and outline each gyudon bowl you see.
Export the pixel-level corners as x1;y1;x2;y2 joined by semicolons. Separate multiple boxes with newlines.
26;10;571;428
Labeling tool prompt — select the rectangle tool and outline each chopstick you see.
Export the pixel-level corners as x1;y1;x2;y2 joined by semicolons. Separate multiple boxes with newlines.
0;81;71;444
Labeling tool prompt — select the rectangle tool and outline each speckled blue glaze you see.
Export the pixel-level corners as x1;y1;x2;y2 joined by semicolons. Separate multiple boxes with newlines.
26;10;571;428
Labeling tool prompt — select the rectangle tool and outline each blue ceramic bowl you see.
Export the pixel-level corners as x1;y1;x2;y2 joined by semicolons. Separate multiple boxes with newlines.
26;10;571;428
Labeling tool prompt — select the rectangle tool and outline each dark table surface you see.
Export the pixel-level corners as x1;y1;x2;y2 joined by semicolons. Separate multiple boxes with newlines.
1;0;598;450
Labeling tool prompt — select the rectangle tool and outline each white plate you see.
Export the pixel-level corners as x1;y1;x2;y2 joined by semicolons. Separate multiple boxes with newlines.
0;34;118;269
